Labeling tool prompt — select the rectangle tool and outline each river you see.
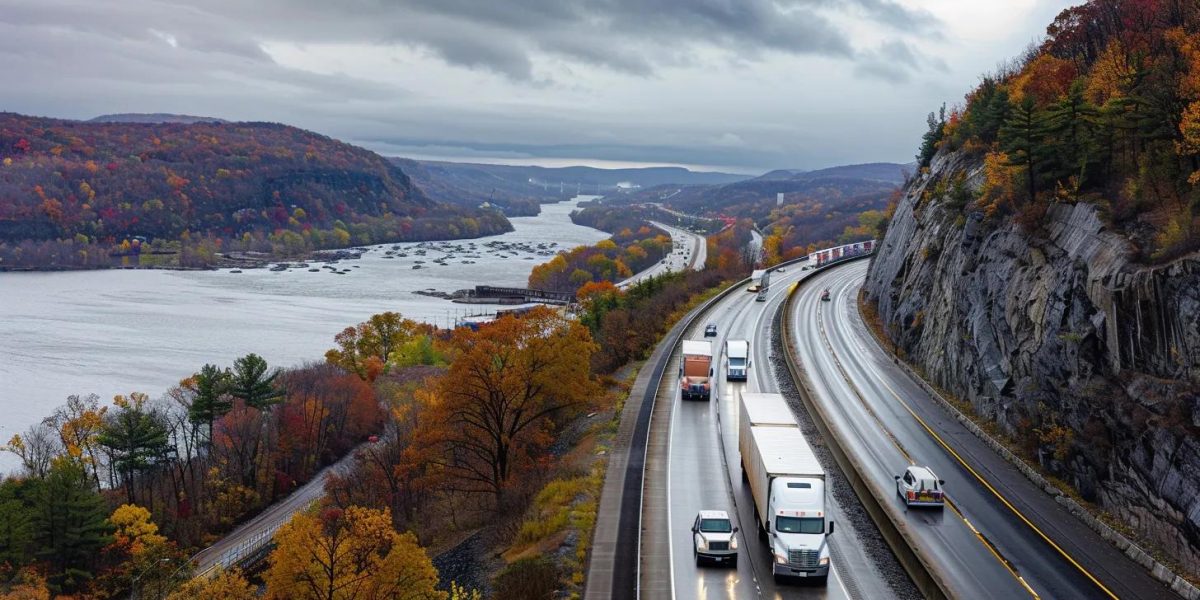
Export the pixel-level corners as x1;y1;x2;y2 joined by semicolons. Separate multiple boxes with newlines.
0;196;607;472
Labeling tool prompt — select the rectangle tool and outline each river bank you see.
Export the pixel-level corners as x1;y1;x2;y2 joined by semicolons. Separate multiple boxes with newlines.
0;196;606;472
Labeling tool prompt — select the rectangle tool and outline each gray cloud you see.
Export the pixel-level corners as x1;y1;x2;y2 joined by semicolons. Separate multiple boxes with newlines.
0;0;998;172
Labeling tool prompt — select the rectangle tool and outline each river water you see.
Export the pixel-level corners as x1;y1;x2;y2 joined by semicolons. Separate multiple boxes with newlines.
0;196;606;471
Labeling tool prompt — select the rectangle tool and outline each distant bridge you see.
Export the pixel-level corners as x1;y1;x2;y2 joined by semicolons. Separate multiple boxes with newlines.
468;285;575;305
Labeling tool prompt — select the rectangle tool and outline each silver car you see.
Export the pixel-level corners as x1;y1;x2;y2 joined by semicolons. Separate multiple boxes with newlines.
895;465;946;508
692;510;739;567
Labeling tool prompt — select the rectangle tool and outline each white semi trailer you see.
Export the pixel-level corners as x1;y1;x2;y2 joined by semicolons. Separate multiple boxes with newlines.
738;392;834;584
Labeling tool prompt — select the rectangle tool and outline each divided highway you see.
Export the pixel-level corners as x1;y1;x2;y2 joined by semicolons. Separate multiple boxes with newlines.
791;260;1176;599
642;262;902;599
619;221;706;288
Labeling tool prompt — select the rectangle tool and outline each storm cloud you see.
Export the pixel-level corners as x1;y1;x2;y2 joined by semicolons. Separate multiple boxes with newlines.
0;0;1073;171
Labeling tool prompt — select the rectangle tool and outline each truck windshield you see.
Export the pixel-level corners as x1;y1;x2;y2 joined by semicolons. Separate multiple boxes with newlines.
699;519;732;533
774;516;824;534
729;358;745;367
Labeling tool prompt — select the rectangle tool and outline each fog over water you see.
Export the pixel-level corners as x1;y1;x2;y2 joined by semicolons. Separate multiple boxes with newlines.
0;196;606;472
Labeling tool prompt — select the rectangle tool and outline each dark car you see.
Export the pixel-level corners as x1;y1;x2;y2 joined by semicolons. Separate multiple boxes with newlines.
704;323;718;337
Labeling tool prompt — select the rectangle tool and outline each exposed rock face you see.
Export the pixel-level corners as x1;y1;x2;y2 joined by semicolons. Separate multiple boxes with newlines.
863;149;1200;575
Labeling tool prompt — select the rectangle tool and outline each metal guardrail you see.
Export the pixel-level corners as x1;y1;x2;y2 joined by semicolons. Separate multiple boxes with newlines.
194;519;286;578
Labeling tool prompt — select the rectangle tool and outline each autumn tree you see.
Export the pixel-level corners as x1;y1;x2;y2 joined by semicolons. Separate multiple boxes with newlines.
325;312;423;380
264;506;444;600
430;307;600;504
44;394;108;486
166;568;255;600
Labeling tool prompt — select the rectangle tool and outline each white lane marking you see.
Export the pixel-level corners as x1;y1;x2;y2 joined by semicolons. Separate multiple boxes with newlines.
666;349;679;600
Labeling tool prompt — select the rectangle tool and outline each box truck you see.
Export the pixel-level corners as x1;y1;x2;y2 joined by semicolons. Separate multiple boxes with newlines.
680;340;713;401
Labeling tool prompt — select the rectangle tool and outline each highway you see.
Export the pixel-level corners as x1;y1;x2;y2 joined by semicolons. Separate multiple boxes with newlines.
619;221;705;288
649;262;905;600
791;260;1177;599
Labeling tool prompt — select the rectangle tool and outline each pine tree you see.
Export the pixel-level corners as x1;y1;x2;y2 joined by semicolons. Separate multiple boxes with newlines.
1041;79;1100;189
32;458;113;594
917;104;946;167
230;353;285;410
187;363;232;443
97;394;171;505
1000;95;1050;202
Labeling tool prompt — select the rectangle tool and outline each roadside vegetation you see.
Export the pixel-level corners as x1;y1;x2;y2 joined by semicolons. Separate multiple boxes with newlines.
0;214;764;598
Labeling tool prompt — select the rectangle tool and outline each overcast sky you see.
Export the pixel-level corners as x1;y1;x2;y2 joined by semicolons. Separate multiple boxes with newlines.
1;0;1075;173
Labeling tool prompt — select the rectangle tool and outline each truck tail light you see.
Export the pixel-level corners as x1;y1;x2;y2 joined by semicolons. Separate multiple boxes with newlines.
906;490;915;500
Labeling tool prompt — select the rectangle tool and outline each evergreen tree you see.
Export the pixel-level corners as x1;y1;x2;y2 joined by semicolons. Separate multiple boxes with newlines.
230;353;284;410
917;104;947;167
97;394;171;505
187;363;232;443
32;458;113;594
1041;79;1100;189
0;478;35;569
1000;95;1050;202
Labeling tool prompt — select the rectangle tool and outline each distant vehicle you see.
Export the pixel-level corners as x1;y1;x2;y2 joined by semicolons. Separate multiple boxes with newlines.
680;340;714;401
820;289;830;302
739;392;833;584
726;340;749;381
748;269;767;292
896;466;945;508
756;270;772;302
704;323;718;337
692;510;738;567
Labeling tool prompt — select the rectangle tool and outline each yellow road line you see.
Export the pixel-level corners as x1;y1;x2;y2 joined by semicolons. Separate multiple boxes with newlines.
807;290;1039;598
873;372;1119;599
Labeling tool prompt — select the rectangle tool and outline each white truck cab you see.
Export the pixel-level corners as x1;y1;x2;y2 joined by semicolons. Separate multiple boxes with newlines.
767;478;833;580
726;340;749;381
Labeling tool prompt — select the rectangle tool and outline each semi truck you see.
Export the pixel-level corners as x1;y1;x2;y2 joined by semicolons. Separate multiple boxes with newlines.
726;340;750;381
738;392;833;584
755;269;771;302
680;340;713;401
748;269;766;292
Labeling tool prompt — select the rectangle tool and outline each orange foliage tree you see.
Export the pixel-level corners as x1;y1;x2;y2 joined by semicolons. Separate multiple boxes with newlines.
426;307;600;505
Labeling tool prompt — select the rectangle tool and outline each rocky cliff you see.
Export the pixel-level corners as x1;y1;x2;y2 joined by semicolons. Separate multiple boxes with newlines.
863;148;1200;575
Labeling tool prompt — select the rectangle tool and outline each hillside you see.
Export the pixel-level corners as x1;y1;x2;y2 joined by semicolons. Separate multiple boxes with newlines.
865;0;1200;576
0;113;510;268
89;113;229;124
616;162;905;261
392;158;568;217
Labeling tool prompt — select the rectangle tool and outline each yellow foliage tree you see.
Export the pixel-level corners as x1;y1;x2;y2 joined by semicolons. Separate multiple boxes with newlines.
264;506;445;600
110;504;168;556
166;568;255;600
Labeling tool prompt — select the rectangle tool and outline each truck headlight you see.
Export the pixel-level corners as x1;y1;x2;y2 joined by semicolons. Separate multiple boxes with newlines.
775;552;787;564
697;538;707;551
730;537;738;550
819;557;829;566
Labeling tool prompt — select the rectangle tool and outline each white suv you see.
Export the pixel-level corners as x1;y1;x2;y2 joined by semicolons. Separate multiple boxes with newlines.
895;465;946;508
692;510;738;567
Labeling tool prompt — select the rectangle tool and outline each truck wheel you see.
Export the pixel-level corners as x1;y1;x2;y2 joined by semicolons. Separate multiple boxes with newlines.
740;466;748;484
730;556;738;569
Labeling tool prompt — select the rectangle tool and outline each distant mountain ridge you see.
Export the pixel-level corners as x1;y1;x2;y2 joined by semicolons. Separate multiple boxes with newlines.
89;113;229;124
0;112;510;268
390;158;750;217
